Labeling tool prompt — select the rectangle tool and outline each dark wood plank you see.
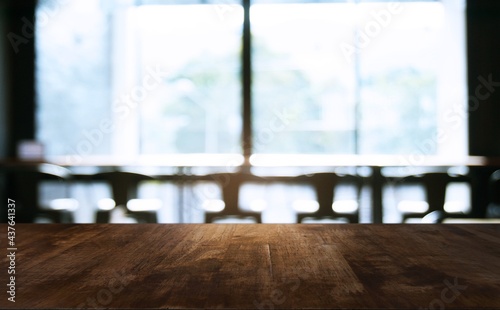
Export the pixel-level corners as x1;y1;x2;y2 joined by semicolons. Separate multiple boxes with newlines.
1;224;499;309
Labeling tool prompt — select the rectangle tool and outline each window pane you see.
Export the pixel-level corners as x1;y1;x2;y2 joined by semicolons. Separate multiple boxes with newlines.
36;1;243;160
36;0;111;158
357;2;466;156
252;3;357;154
135;4;243;154
251;1;467;158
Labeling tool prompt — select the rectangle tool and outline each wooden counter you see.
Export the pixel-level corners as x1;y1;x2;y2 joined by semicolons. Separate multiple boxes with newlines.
1;224;500;309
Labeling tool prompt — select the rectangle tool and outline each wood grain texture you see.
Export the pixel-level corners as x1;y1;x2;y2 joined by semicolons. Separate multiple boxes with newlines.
1;224;499;309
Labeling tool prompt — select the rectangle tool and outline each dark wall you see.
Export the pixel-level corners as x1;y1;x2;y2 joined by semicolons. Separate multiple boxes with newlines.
0;0;36;223
2;0;36;159
0;2;8;158
467;0;500;156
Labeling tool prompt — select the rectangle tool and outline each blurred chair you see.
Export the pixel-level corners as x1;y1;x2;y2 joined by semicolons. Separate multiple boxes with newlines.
487;169;500;218
203;173;262;223
397;172;471;223
93;171;161;223
294;172;362;223
12;164;78;223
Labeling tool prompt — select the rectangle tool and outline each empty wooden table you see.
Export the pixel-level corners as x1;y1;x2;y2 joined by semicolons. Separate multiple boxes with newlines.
1;224;499;309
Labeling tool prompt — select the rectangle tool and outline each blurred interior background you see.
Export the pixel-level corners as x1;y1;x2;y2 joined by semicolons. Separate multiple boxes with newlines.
1;0;500;224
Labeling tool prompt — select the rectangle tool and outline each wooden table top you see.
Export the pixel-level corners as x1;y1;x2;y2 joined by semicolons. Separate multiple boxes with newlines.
1;224;500;309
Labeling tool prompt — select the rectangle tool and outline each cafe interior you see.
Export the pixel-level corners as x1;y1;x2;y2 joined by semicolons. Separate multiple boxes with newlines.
1;0;500;226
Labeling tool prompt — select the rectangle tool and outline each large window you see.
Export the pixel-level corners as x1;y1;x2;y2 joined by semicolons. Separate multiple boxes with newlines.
36;0;467;164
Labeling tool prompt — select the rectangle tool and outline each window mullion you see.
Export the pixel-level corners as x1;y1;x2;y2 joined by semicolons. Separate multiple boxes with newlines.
242;0;252;166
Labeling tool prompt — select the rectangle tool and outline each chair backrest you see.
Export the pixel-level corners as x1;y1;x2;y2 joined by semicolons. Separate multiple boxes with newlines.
489;170;500;204
93;171;155;207
200;173;264;223
294;172;363;223
399;172;470;220
9;164;73;222
487;169;500;218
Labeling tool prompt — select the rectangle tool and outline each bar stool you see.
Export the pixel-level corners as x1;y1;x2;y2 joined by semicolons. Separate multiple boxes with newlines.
93;171;161;223
203;173;262;223
12;164;78;223
294;172;362;223
397;172;471;223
